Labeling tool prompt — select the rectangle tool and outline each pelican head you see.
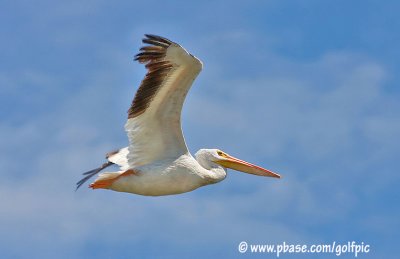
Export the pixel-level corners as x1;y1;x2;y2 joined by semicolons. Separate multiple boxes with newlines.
195;149;281;178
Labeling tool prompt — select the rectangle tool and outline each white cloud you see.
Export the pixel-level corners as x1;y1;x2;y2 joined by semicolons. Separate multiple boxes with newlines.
186;51;396;164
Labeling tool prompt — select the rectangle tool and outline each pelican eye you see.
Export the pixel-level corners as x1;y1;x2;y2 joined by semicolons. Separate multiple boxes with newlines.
217;151;225;157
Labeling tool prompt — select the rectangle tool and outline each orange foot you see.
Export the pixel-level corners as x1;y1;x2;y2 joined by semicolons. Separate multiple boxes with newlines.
90;170;136;189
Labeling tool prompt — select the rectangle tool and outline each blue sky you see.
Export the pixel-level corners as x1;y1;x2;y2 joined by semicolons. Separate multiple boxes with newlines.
1;0;399;258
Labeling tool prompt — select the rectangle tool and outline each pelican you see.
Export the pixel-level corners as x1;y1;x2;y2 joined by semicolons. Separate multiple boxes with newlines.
77;34;280;196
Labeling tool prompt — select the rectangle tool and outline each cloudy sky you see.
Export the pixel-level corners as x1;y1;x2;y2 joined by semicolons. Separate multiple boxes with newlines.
1;0;399;258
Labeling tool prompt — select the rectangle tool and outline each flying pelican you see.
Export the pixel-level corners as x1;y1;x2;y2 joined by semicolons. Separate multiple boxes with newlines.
77;34;280;196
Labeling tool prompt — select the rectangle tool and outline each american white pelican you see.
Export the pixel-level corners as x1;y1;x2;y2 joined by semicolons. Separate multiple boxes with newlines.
77;34;280;196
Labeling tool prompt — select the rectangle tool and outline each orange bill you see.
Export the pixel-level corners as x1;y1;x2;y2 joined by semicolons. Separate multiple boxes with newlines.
215;153;281;178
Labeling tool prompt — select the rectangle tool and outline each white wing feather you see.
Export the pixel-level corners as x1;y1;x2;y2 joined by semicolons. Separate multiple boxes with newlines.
125;39;202;168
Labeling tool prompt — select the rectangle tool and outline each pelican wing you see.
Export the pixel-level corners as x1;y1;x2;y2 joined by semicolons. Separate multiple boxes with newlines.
125;34;202;167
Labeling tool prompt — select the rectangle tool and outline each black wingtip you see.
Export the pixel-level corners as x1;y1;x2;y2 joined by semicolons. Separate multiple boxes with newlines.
75;162;113;191
144;34;173;44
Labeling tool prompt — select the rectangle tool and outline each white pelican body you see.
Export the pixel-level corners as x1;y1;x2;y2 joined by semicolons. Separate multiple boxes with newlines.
108;152;225;196
77;35;280;196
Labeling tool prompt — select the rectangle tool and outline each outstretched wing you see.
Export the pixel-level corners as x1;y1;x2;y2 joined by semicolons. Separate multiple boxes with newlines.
125;34;203;167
